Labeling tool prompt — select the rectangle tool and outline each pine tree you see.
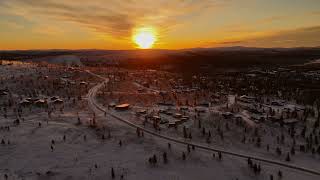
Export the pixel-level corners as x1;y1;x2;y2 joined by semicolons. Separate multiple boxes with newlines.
270;174;274;180
153;154;157;164
285;153;291;162
247;158;252;166
163;152;168;164
183;126;187;138
218;152;222;160
182;152;186;160
111;167;115;179
290;146;295;155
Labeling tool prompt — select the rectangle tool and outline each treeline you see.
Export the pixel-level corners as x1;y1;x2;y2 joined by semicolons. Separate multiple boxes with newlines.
0;50;73;61
119;48;320;73
2;48;320;73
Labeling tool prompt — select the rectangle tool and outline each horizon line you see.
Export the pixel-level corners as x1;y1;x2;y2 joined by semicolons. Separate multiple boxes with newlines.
1;45;320;52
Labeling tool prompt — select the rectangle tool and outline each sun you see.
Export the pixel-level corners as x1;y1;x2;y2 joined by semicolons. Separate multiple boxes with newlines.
132;27;157;49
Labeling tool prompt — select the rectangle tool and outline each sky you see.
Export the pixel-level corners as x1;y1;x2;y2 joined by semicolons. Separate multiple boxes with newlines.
0;0;320;50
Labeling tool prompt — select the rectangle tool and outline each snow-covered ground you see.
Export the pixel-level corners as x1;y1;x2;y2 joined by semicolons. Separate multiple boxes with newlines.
0;64;319;180
1;103;317;180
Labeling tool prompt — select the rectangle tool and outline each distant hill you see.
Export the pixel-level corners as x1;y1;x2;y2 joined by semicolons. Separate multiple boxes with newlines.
1;47;320;71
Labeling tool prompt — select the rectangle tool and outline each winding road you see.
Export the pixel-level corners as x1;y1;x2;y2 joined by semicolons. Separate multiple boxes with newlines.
86;70;320;176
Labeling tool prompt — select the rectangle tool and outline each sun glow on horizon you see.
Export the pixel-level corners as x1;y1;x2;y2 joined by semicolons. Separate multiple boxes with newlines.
132;27;157;49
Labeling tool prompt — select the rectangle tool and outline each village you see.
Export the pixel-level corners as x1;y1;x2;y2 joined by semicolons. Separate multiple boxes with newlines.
0;60;320;180
95;66;320;161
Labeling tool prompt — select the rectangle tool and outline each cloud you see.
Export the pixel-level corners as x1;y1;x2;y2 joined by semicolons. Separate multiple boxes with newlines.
1;0;224;38
32;25;65;36
257;16;284;24
310;11;320;16
210;26;320;47
0;20;24;29
249;26;320;46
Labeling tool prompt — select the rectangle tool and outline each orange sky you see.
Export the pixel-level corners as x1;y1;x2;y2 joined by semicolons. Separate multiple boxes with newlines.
0;0;320;50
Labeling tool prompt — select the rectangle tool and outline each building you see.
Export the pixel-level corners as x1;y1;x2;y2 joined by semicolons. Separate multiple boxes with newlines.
115;103;130;110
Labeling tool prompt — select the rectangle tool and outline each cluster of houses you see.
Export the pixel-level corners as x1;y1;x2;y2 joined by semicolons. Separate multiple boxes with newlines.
19;96;64;107
236;95;302;126
134;106;196;128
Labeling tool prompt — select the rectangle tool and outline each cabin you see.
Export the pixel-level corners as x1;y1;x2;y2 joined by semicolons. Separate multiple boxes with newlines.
159;91;168;96
50;96;59;101
175;120;184;125
180;106;188;111
238;95;256;103
0;90;8;96
160;119;169;124
142;82;149;88
211;98;220;104
282;118;298;125
80;81;87;85
137;88;145;93
250;114;264;123
115;103;130;110
182;115;189;119
195;108;206;113
164;111;173;115
0;91;8;96
168;122;177;128
136;109;147;115
197;101;210;107
159;109;167;114
53;99;64;104
19;99;32;106
25;98;33;102
222;112;233;118
152;116;161;123
34;99;47;106
108;102;116;108
271;101;284;106
173;113;183;119
181;116;189;122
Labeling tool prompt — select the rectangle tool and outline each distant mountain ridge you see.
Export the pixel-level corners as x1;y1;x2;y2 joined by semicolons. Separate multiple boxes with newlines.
1;47;320;71
1;46;320;53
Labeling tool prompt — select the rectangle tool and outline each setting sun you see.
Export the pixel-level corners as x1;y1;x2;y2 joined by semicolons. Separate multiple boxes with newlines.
132;27;157;49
